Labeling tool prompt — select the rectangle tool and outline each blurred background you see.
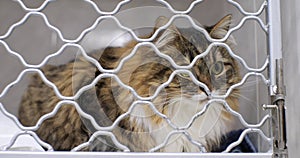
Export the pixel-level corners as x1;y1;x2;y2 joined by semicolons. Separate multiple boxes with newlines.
281;0;300;157
0;0;294;156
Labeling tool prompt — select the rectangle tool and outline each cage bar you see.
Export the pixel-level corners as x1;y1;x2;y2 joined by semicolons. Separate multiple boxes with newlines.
0;0;288;157
266;0;288;157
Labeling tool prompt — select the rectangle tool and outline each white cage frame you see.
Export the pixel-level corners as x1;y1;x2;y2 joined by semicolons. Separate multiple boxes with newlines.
0;0;287;157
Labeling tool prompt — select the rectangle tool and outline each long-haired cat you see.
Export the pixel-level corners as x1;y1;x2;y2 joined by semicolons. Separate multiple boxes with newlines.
18;15;241;152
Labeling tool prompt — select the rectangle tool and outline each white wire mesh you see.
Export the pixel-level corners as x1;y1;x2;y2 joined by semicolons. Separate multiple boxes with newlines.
0;0;276;156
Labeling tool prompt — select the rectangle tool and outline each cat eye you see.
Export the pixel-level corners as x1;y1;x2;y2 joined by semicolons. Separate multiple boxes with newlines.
210;61;224;75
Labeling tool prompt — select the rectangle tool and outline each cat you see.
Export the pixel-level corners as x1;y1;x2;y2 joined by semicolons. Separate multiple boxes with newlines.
18;15;241;152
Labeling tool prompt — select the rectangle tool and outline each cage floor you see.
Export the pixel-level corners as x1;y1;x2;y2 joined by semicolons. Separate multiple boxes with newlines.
0;110;273;157
0;111;44;151
0;151;272;158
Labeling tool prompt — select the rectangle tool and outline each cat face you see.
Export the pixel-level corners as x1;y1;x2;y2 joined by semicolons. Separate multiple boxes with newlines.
98;15;241;119
92;15;241;152
148;15;240;100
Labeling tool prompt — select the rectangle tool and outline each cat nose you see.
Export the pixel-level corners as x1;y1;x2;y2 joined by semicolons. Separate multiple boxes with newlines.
198;87;211;99
206;91;212;99
203;90;212;100
199;86;211;98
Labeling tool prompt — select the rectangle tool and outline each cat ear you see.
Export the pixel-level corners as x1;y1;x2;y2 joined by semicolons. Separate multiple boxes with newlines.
206;14;232;39
154;16;169;29
153;16;181;45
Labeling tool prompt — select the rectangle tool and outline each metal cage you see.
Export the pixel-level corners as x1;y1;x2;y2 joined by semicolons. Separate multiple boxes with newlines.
0;0;287;157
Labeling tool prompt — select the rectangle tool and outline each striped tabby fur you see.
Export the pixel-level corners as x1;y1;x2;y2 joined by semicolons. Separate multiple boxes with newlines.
19;15;241;152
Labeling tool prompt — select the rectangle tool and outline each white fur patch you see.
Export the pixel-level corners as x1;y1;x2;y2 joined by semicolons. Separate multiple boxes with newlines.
133;93;231;152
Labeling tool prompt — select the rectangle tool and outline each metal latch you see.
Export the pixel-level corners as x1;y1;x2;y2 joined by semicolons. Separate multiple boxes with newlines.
264;59;288;158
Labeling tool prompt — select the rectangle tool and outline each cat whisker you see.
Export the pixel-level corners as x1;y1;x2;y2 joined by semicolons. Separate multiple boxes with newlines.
239;79;264;88
230;93;260;110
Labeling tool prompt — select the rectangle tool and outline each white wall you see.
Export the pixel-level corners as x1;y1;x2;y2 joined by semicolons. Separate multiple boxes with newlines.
281;0;300;157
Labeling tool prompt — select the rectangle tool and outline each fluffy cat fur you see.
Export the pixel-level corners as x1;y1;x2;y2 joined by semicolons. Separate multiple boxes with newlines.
18;15;241;152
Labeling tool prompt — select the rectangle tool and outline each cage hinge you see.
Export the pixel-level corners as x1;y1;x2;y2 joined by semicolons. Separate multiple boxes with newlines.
266;59;288;158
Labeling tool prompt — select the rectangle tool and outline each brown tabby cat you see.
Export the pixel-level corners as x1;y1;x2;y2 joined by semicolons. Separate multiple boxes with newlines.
18;15;241;152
